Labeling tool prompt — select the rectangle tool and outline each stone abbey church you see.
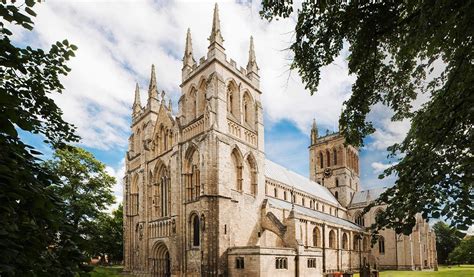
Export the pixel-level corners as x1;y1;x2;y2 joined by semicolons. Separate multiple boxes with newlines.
123;4;437;277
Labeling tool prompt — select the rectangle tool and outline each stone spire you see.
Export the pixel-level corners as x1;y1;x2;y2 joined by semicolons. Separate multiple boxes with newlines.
132;82;142;115
207;3;225;59
246;36;259;75
183;28;196;68
311;118;318;144
209;3;224;47
148;64;158;99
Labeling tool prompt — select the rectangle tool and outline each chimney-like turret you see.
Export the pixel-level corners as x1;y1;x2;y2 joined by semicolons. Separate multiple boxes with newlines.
246;36;259;84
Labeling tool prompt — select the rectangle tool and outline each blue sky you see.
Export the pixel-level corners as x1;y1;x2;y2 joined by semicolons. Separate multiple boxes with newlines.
13;0;404;207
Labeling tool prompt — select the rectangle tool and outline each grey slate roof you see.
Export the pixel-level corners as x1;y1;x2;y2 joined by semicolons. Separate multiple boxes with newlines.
265;159;339;206
266;197;362;230
350;187;388;206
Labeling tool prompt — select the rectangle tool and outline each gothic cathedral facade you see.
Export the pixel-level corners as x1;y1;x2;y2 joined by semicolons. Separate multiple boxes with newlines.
123;4;437;276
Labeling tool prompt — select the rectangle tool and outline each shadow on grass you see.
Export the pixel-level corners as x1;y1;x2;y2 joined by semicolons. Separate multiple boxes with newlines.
90;266;132;277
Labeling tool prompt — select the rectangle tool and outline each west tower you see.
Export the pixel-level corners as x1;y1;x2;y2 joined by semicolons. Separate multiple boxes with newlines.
309;119;360;207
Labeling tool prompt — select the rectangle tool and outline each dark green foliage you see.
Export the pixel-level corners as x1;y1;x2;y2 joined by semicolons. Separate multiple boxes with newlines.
0;1;83;275
448;236;474;264
89;204;124;264
433;221;463;265
261;1;474;234
45;146;116;257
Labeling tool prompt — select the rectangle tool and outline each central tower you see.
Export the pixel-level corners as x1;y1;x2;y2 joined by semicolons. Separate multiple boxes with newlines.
308;120;360;207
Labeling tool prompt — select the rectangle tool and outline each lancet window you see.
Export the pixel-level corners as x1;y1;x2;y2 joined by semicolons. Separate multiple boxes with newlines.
185;148;200;201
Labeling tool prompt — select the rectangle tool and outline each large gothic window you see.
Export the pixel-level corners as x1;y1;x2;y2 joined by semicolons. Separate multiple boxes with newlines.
197;80;206;116
333;148;338;165
313;227;321;247
129;174;139;216
159;167;170;217
227;82;240;119
231;149;243;191
242;91;255;128
185;148;200;201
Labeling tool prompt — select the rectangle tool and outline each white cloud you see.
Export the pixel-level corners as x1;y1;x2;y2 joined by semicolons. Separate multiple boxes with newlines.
371;162;392;174
105;158;126;212
12;0;355;150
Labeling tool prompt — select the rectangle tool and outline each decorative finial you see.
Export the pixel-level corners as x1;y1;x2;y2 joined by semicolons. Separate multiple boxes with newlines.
183;28;196;68
209;3;224;46
168;99;172;111
161;90;165;101
246;36;259;74
148;64;158;99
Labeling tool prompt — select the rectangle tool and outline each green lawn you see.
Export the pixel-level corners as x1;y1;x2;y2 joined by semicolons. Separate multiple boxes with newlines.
91;265;474;277
353;265;474;277
90;266;130;277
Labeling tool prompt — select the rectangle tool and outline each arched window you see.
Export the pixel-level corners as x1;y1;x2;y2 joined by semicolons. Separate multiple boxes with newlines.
242;92;254;127
185;148;200;201
379;236;385;254
342;233;349;250
197;80;206;115
355;212;365;226
313;227;321;247
335;178;339;187
335;191;339;200
353;235;360;250
227;82;240;118
155;165;170;218
333;148;338;165
329;230;336;249
274;188;278;198
129;174;139;216
283;191;287;201
362;236;368;251
319;152;324;168
191;90;197;118
191;214;200;247
302;198;305;206
231;149;243;191
326;150;331;167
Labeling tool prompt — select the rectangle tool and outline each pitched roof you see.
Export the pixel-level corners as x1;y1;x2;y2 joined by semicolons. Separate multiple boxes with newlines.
350;187;388;206
267;197;362;230
264;159;339;206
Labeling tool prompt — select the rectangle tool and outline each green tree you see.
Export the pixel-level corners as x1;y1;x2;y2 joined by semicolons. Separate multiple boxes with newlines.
260;1;474;234
448;236;474;264
0;1;82;276
89;204;124;264
45;146;116;255
432;221;463;264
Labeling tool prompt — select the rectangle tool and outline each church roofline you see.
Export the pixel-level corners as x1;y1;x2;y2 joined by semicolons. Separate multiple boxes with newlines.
180;54;261;93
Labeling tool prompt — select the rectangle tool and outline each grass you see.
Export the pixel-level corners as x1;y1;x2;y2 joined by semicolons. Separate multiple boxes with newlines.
353;265;474;277
90;266;130;277
91;265;474;276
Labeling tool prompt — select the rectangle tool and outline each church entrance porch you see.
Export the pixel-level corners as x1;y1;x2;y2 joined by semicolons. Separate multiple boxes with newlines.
150;242;171;277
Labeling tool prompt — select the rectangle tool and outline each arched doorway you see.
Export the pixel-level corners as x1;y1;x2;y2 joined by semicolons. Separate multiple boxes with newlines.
151;242;170;277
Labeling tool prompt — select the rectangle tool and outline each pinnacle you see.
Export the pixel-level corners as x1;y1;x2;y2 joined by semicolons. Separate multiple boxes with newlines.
246;35;258;74
183;28;195;67
148;64;158;98
209;3;224;46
